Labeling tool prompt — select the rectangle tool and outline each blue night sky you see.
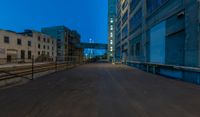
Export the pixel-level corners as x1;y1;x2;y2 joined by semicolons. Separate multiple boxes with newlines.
0;0;108;44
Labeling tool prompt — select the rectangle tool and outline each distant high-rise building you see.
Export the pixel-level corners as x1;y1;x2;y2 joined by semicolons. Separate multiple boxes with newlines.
108;0;116;61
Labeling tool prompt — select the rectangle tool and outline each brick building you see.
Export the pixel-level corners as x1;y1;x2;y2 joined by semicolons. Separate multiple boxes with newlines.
0;29;57;64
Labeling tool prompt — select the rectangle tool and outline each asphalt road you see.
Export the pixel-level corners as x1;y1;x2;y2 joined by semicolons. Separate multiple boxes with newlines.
0;63;200;117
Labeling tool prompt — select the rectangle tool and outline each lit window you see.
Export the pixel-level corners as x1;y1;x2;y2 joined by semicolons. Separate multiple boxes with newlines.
110;25;113;30
110;40;113;45
110;32;113;37
110;46;113;51
110;18;114;23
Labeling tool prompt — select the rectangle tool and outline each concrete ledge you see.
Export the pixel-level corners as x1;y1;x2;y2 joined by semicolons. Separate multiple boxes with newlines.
126;61;200;85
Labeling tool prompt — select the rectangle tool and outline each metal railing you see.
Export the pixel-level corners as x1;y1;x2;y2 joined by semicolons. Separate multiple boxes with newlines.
0;56;82;82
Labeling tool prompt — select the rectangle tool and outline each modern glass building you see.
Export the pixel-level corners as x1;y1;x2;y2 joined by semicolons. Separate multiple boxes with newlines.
42;26;82;61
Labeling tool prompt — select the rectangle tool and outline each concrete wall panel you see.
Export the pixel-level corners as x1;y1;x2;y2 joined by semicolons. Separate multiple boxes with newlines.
150;21;166;64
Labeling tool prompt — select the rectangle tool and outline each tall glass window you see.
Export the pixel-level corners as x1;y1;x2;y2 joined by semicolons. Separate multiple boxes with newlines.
147;0;168;14
130;0;140;14
129;8;142;34
122;25;128;40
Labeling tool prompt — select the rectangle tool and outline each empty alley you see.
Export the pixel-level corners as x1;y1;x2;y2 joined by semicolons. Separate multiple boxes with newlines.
0;63;200;117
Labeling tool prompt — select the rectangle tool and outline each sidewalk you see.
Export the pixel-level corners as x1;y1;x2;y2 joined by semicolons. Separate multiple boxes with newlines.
0;62;53;69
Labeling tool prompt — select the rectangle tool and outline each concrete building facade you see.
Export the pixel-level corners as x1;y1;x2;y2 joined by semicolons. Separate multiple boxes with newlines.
21;30;57;62
115;0;200;67
42;26;83;62
0;29;57;64
108;0;117;60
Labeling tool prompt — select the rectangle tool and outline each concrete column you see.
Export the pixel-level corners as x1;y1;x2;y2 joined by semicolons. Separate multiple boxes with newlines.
120;1;123;61
184;0;199;67
127;0;130;61
198;0;200;67
142;0;147;62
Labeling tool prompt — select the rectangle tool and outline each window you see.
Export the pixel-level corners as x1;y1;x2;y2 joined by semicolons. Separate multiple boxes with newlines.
130;44;135;56
38;36;41;41
57;36;61;40
116;21;121;32
136;42;140;56
21;50;25;59
47;46;49;50
110;18;114;23
110;25;114;30
110;40;113;45
38;44;41;49
122;25;128;40
4;36;9;43
43;38;46;42
130;0;140;14
47;38;50;43
130;35;141;56
28;51;32;60
110;46;113;51
147;0;168;14
116;33;121;41
28;41;31;46
129;8;142;34
122;43;128;51
43;45;46;49
38;51;40;55
110;32;113;37
17;39;22;45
